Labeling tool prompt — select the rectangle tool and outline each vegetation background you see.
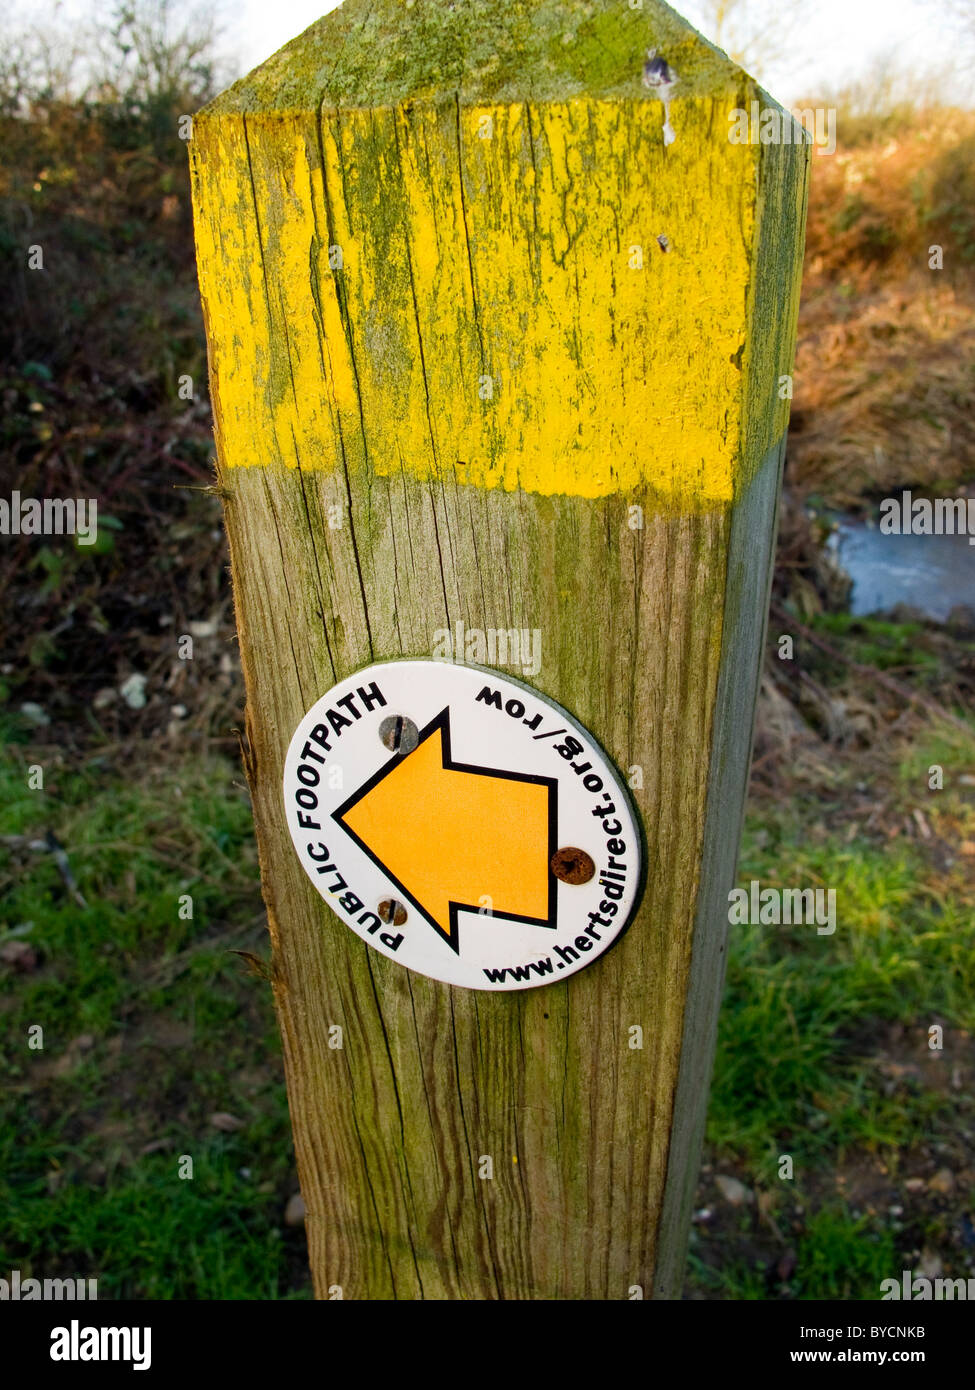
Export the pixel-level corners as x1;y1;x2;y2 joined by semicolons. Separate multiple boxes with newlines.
1;0;973;1298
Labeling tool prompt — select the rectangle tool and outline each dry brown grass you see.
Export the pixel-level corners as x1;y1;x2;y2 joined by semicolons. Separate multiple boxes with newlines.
788;111;975;505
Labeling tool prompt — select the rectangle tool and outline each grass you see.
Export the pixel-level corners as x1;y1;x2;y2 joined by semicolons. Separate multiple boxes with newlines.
789;109;975;505
689;719;975;1298
2;710;973;1299
709;821;960;1166
0;716;308;1299
806;613;942;676
689;1212;899;1302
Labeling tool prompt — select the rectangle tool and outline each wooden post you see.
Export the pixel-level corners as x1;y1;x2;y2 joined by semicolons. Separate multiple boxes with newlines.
190;0;809;1299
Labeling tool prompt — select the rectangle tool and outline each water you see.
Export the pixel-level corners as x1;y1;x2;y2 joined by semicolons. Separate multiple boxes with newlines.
829;520;975;622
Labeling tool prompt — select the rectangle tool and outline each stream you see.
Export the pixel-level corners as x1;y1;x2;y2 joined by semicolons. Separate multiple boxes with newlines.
828;519;975;622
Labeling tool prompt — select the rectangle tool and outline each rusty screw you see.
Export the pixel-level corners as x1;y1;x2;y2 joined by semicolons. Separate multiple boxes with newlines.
378;898;408;926
551;847;596;885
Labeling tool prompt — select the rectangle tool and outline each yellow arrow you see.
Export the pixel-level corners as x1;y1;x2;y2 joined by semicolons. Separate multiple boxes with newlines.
335;709;556;952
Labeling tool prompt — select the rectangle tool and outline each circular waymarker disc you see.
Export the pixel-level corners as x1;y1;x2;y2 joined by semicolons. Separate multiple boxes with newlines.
282;661;642;991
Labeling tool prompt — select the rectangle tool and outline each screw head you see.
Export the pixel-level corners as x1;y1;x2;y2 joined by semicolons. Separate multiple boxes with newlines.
378;898;408;926
378;715;419;755
551;847;596;885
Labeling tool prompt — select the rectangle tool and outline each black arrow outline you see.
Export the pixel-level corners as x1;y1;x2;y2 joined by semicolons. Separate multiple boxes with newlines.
333;707;558;955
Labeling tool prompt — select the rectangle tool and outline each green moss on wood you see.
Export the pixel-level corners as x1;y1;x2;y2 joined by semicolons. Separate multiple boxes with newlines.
203;0;761;117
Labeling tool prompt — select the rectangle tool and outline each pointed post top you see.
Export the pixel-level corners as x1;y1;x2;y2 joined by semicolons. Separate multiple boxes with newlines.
206;0;760;116
192;0;808;509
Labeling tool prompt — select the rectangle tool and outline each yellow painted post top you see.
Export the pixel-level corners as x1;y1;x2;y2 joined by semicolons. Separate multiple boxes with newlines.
190;0;809;508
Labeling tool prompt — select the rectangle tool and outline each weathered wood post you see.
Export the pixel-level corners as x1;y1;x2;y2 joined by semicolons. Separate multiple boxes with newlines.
190;0;809;1299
